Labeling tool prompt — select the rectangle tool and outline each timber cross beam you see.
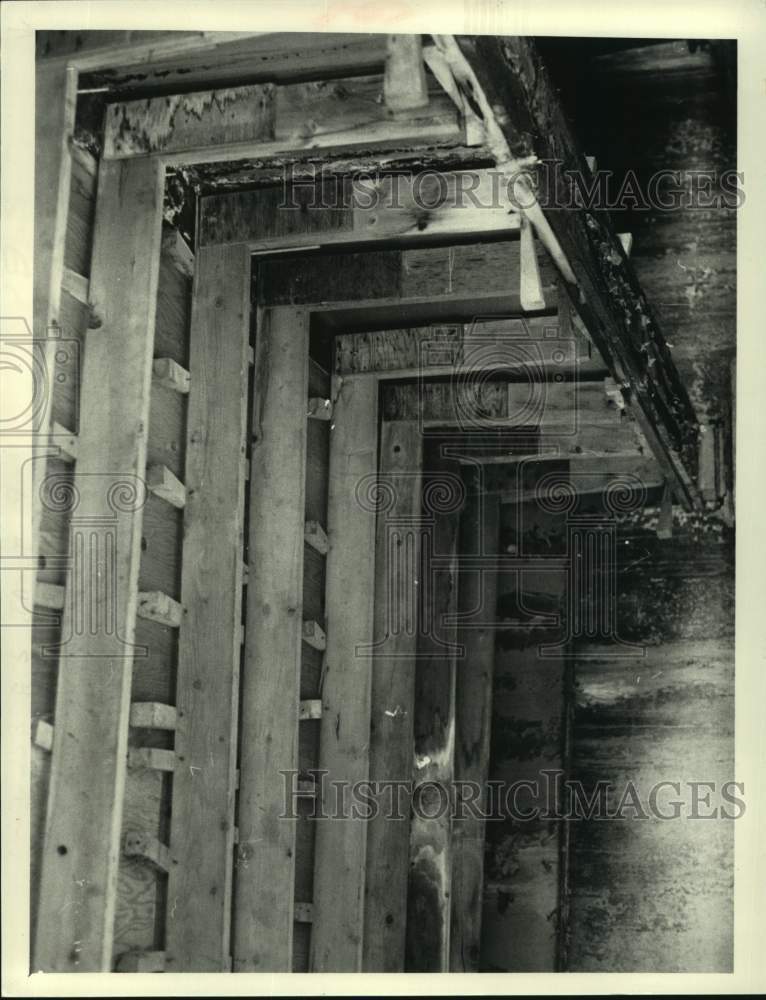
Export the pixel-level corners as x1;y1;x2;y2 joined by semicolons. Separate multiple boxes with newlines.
435;34;704;510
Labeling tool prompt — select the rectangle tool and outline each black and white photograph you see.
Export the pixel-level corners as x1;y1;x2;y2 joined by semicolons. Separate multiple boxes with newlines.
1;1;764;994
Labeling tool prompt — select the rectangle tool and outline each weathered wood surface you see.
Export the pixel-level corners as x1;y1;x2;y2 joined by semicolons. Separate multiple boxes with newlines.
363;420;423;972
405;442;460;972
165;244;250;972
34;157;165;972
384;34;429;113
105;74;460;163
450;475;500;971
234;307;309;972
310;376;379;972
201;169;520;250
454;35;702;508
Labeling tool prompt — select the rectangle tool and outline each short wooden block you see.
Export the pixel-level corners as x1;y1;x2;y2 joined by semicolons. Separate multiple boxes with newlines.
137;591;183;628
123;831;171;873
604;378;626;411
50;422;79;462
115;950;166;973
61;267;90;305
129;702;177;730
152;357;190;394
519;215;545;312
304;520;329;555
161;225;194;279
294;901;314;924
307;397;333;421
302;619;326;651
35;582;65;611
32;719;54;752
146;464;186;509
299;699;323;721
127;747;176;772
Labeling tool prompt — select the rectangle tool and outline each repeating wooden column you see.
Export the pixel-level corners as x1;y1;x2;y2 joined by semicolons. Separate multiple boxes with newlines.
233;306;309;971
362;420;423;971
310;376;379;972
450;471;500;970
165;244;251;971
405;442;461;971
34;157;165;971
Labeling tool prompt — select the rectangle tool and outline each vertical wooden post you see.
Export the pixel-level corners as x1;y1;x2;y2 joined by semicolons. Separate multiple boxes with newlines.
32;63;78;589
310;376;379;972
34;157;165;971
165;244;250;972
405;442;461;971
450;472;500;971
362;419;424;971
233;306;309;971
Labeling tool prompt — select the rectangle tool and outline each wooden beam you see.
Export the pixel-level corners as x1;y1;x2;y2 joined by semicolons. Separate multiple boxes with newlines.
200;169;520;251
61;266;90;305
146;464;186;509
519;215;545;311
135;590;183;628
123;831;170;873
302;619;327;651
161;225;194;279
304;520;329;555
127;748;175;772
34;156;165;972
49;422;79;462
311;376;379;972
103;74;460;165
384;35;428;113
451;34;702;508
152;357;190;394
129;702;177;730
234;306;309;972
406;444;460;972
299;699;323;721
450;482;500;971
363;420;424;972
307;397;333;421
165;244;251;972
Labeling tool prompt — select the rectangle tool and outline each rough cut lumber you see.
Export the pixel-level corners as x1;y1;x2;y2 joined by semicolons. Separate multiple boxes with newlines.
61;266;89;305
115;950;166;973
34;582;65;611
129;702;177;730
301;619;327;651
310;377;379;972
200;169;520;251
453;34;702;508
294;902;315;924
161;225;194;279
146;464;186;509
152;357;190;394
123;831;170;873
384;35;429;113
49;422;79;462
234;306;309;972
406;444;461;972
33;719;54;752
519;215;546;311
127;748;175;773
136;591;183;628
363;420;424;972
104;74;460;165
307;397;333;421
304;520;329;556
450;484;500;971
299;699;323;721
34;157;165;973
165;244;250;972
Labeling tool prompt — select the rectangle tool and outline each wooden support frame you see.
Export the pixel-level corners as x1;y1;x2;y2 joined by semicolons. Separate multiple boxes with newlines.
165;244;251;972
234;306;309;972
310;376;379;972
34;156;165;972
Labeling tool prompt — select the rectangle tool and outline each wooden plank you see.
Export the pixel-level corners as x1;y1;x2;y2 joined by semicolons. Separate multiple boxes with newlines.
152;357;190;394
406;444;460;972
299;699;323;721
234;306;309;972
146;464;186;509
127;748;175;772
115;950;166;973
61;266;90;304
311;377;379;972
104;74;460;166
123;832;170;873
307;397;333;421
450;484;500;971
384;35;428;112
34;157;165;972
136;591;183;628
519;215;546;311
165;244;250;972
161;225;194;279
200;169;520;250
302;619;326;651
304;520;329;555
49;422;79;462
129;702;177;730
363;420;424;972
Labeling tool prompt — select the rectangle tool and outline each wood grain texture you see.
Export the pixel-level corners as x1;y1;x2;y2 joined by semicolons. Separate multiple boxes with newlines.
405;442;461;972
310;376;379;972
450;478;500;970
362;420;423;972
34;157;165;972
165;244;250;972
233;307;309;972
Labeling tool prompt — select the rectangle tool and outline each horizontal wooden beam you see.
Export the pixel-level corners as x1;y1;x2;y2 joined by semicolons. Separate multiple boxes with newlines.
200;169;520;251
127;748;176;772
61;267;89;304
104;74;461;165
146;464;186;509
304;520;329;555
136;591;183;628
302;619;326;651
49;423;79;462
452;34;702;508
123;831;170;873
299;699;323;721
152;357;190;394
115;950;167;973
129;702;177;730
307;397;333;421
